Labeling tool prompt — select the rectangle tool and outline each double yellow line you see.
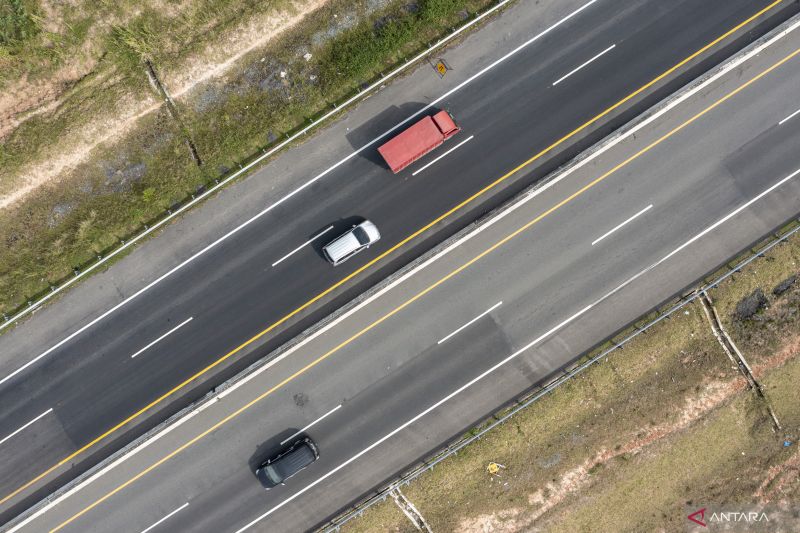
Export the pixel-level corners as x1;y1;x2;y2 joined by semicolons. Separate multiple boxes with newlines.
3;0;790;523
50;39;800;533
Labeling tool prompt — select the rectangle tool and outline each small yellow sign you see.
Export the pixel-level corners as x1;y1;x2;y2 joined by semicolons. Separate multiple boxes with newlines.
436;61;448;76
487;462;505;475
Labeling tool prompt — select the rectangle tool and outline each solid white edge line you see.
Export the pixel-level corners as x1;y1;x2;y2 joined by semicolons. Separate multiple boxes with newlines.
272;226;334;267
139;502;189;533
595;166;800;305
411;136;475;176
130;317;194;359
552;43;616;86
280;405;343;446
778;106;800;125
591;204;653;246
0;0;600;387
238;164;800;532
11;12;799;533
5;408;202;533
0;408;53;448
0;0;571;336
235;302;595;532
437;301;502;344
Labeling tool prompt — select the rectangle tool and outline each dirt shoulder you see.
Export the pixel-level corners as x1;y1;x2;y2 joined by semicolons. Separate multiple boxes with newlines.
0;0;328;208
338;231;800;533
0;0;496;317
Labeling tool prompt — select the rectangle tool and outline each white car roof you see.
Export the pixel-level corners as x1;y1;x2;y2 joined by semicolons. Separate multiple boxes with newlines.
323;221;380;264
324;232;362;263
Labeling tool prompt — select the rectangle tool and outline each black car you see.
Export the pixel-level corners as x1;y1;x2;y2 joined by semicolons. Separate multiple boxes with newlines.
255;437;319;489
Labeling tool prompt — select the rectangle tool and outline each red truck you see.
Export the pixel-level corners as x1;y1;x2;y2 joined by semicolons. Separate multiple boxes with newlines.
377;110;460;173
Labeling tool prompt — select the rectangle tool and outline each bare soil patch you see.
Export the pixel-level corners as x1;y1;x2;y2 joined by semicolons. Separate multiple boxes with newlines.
0;0;326;208
0;0;494;318
340;233;800;533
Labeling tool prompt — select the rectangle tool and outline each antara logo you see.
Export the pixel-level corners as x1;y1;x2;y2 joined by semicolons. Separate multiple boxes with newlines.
710;511;769;523
687;508;706;527
687;507;770;527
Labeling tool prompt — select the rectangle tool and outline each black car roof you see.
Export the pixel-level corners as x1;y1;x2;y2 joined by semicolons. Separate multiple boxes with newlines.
272;441;316;479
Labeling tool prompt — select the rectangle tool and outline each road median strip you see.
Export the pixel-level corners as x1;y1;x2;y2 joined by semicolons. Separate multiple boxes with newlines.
5;2;797;528
27;17;800;533
331;226;800;533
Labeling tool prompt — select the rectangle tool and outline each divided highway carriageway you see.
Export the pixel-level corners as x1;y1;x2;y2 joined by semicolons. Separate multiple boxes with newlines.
2;0;800;528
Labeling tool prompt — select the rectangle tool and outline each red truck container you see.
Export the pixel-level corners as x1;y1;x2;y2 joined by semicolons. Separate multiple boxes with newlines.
378;111;460;173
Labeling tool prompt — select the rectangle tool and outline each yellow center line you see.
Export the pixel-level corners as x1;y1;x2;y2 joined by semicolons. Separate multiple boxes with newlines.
49;38;800;533
0;0;786;512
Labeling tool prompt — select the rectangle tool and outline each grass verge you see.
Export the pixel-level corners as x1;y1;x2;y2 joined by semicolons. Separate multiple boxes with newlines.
1;0;500;318
708;227;800;363
338;233;800;533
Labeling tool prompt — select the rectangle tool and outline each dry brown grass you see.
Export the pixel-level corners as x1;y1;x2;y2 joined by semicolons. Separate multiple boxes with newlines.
1;0;321;204
0;0;494;317
340;235;800;533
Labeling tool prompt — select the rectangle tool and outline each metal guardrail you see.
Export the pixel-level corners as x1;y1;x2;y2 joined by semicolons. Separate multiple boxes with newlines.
0;0;518;333
319;217;800;532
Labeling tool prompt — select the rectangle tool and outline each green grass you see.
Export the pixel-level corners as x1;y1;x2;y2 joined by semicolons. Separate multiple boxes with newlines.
0;0;498;316
707;230;800;363
106;18;159;74
341;301;741;532
318;0;482;91
182;0;494;187
762;354;800;435
0;0;39;46
0;0;98;86
317;8;421;89
543;393;785;533
0;107;200;306
0;71;133;196
1;0;295;87
338;238;800;533
339;497;415;533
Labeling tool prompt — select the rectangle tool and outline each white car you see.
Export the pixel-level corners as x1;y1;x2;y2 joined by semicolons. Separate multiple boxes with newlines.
322;220;381;266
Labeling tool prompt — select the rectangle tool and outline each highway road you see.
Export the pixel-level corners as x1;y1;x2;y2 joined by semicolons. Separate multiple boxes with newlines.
1;0;799;526
7;9;800;533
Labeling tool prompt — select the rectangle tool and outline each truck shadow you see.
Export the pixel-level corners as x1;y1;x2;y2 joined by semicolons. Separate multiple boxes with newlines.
345;102;438;170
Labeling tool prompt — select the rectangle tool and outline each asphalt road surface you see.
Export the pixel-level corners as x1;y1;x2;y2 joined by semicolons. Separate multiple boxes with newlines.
1;0;799;526
7;8;800;533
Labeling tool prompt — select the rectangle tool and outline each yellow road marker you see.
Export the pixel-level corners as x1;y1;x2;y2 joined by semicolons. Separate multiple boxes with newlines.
49;38;800;533
1;0;786;513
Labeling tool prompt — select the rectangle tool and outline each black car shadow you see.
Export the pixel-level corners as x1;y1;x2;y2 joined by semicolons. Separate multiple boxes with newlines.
309;215;366;262
248;428;302;476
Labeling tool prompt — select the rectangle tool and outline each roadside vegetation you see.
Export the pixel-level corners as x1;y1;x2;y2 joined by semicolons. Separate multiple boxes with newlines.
339;230;800;533
0;0;498;317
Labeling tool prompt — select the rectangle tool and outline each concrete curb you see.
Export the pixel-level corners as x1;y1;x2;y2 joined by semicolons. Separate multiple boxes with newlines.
315;13;800;531
320;216;800;532
6;6;800;532
0;0;519;335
